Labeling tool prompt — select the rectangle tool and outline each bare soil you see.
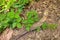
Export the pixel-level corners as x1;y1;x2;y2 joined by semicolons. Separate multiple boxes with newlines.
10;0;60;40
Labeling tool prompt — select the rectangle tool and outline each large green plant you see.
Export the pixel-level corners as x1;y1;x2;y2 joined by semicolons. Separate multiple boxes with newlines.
0;0;33;32
0;10;22;32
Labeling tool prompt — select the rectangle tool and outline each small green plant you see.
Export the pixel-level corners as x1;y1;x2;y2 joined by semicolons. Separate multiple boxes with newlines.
22;10;39;31
41;22;47;30
47;23;57;30
7;10;22;28
41;22;57;30
36;22;57;32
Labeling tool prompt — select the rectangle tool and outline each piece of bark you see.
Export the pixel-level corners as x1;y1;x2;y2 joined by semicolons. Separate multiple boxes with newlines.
0;28;13;40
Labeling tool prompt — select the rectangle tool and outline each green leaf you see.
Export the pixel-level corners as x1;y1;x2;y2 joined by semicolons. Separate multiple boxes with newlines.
18;0;29;5
12;22;17;28
16;18;21;22
14;14;20;18
7;10;14;18
5;17;10;22
26;26;30;31
0;14;6;21
42;22;47;30
26;10;38;18
3;23;8;28
27;19;34;23
22;20;27;24
0;24;2;28
26;10;39;23
25;24;32;31
17;23;22;28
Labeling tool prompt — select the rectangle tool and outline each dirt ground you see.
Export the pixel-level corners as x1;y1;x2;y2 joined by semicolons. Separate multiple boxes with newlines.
10;0;60;40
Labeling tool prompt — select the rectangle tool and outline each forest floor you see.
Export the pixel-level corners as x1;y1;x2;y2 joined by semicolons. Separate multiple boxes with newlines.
10;0;60;40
